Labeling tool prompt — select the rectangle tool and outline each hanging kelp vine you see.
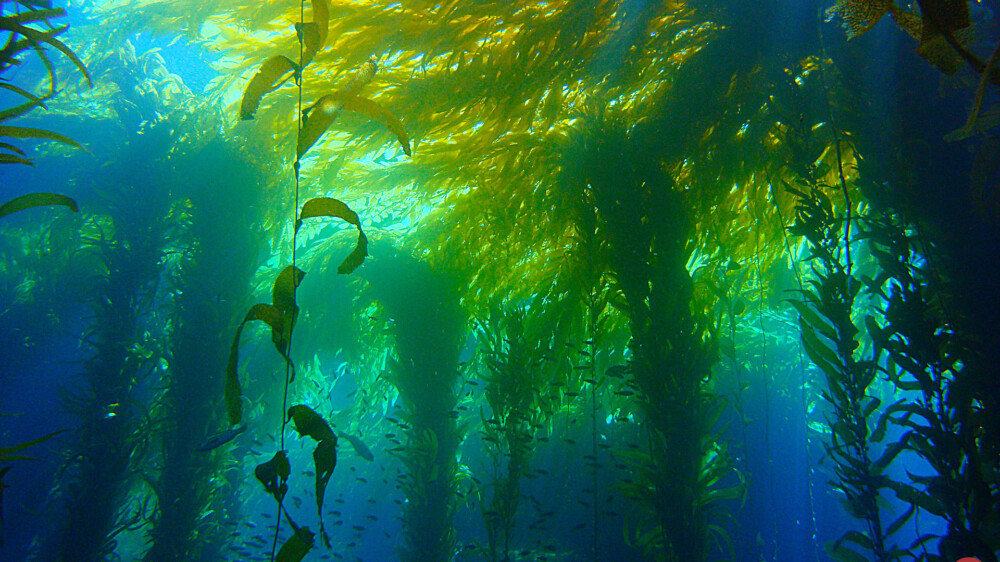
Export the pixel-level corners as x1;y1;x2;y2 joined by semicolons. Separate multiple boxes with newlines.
222;0;410;559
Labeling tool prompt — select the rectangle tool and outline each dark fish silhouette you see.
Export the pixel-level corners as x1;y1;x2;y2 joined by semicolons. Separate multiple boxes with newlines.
196;424;247;452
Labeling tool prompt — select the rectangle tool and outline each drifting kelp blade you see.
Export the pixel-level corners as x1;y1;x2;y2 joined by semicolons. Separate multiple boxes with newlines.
287;405;336;442
297;197;368;273
0;192;77;219
240;55;297;120
338;94;412;155
276;526;315;562
0;429;68;461
0;93;53;122
226;303;283;425
0;125;85;151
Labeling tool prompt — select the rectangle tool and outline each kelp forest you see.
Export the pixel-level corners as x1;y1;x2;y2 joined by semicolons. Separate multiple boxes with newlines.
1;0;999;561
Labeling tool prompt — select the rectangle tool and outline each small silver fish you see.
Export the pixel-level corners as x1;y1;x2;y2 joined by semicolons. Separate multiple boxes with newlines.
337;432;374;462
196;424;247;452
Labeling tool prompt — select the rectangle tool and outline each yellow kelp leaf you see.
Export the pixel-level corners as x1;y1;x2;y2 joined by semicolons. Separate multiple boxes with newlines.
295;59;379;159
337;94;412;156
240;55;298;120
287;404;336;442
0;125;86;151
297;0;329;67
0;192;77;219
297;196;368;273
276;526;315;562
225;303;282;425
297;93;411;159
825;0;889;39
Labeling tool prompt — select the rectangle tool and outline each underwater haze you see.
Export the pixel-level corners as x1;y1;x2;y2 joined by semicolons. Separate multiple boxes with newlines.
2;0;1000;561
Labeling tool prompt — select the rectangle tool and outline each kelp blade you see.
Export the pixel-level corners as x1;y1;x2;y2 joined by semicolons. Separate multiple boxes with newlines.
0;429;69;460
0;125;85;151
287;404;336;442
226;303;283;425
0;192;77;219
313;438;337;547
296;93;411;159
297;197;368;273
240;55;297;120
272;265;305;317
336;94;412;156
276;526;315;562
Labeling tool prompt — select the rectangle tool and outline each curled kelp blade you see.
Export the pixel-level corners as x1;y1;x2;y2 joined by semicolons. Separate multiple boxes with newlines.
297;196;368;273
225;303;283;425
296;93;411;159
0;192;77;219
240;55;298;120
287;405;336;442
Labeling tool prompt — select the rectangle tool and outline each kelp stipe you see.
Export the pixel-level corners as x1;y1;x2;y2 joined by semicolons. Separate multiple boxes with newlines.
786;185;913;562
475;303;556;562
559;110;741;562
359;240;465;562
863;214;1000;562
223;0;410;558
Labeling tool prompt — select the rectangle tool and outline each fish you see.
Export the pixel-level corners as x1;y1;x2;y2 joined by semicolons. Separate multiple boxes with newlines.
338;431;374;461
196;424;247;452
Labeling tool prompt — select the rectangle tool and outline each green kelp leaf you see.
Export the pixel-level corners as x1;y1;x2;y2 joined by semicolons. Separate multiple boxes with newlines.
255;450;291;502
0;83;46;106
225;303;282;425
313;438;337;547
0;21;91;86
0;125;86;151
0;143;26;156
0;429;68;461
240;55;297;120
886;502;916;537
297;197;368;273
276;525;315;562
287;405;336;442
0;192;77;218
0;92;54;122
272;265;305;318
0;154;33;165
